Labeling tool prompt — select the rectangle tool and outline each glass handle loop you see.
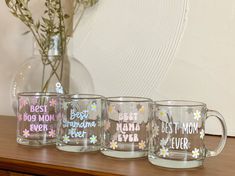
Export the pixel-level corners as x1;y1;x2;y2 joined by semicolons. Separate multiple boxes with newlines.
205;110;227;157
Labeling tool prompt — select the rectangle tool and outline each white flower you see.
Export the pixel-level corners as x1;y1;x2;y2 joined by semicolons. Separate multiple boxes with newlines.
138;140;146;150
159;147;169;158
158;109;167;118
192;148;200;158
160;138;167;147
200;129;205;139
110;140;118;150
90;135;97;144
152;125;159;137
62;135;70;143
90;102;97;111
151;122;159;137
193;110;201;121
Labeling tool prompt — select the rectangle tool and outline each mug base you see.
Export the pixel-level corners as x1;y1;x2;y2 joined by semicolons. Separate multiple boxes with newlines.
17;137;55;146
56;143;100;152
101;149;147;158
148;156;203;169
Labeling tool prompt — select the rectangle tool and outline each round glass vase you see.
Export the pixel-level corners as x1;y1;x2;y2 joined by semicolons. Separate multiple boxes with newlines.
11;48;94;114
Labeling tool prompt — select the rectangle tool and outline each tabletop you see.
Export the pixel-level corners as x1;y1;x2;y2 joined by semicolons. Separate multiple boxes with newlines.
0;115;234;176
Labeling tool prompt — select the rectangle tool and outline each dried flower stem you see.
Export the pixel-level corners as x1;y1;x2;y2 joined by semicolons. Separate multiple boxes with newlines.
6;0;98;93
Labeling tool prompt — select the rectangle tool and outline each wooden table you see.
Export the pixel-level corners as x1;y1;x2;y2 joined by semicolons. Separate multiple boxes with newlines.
0;115;234;176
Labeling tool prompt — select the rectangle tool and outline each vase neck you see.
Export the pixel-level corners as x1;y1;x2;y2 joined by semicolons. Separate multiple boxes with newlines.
32;35;71;57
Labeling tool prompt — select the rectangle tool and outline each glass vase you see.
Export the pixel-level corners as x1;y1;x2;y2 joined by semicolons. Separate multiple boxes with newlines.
11;40;94;114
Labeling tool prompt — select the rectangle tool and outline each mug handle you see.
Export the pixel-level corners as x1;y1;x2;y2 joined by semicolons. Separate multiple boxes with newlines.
205;109;227;157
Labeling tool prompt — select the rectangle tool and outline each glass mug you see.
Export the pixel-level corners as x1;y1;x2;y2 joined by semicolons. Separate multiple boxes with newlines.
148;100;227;168
101;97;153;158
57;94;104;152
17;92;59;146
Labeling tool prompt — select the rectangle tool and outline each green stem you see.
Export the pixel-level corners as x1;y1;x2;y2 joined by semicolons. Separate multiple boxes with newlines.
67;4;85;44
16;4;45;55
42;58;61;92
65;2;80;36
8;0;97;94
58;0;66;83
17;1;63;93
41;64;46;91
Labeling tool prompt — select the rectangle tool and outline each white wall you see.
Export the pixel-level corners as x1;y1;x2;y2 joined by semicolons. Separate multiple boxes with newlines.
0;0;234;136
0;0;32;115
158;0;235;136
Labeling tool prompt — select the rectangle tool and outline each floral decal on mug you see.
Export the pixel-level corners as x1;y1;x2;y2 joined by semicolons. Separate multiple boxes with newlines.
110;140;118;150
157;108;205;158
200;129;205;139
192;148;200;158
59;97;102;149
159;147;170;157
193;110;201;121
106;102;149;151
18;95;58;140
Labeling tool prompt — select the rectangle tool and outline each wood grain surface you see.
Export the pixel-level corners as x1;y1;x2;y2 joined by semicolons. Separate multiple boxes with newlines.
0;115;234;176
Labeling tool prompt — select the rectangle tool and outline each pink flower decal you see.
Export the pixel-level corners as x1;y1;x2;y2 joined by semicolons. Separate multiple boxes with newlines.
23;129;30;138
49;98;57;107
17;114;22;121
19;97;28;110
48;129;56;138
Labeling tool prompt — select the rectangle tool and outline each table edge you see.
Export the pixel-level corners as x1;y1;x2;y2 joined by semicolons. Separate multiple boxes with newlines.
0;157;122;176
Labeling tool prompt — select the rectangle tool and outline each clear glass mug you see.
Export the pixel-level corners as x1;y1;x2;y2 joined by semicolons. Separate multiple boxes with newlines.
101;97;153;158
148;100;227;168
17;92;59;146
56;94;104;152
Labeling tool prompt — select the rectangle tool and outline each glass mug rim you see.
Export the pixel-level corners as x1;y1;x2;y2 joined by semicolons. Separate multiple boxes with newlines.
155;100;206;107
61;94;105;100
18;92;59;97
106;96;152;102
